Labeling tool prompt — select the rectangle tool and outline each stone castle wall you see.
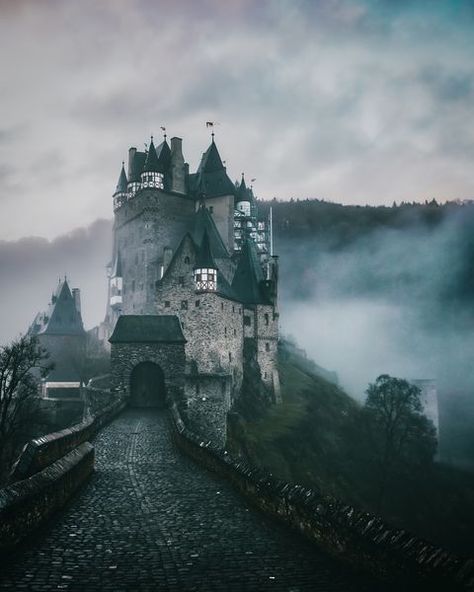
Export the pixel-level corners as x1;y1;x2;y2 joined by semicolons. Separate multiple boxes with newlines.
114;189;195;314
155;237;244;395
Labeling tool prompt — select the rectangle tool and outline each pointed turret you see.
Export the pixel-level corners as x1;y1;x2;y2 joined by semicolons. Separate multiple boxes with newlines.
195;229;217;270
113;163;128;211
143;137;160;172
193;230;218;292
114;163;128;196
141;136;164;189
190;139;235;198
236;173;253;216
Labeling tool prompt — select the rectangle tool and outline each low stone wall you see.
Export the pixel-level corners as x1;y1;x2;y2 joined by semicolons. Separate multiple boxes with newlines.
169;404;474;591
0;443;94;551
10;395;125;482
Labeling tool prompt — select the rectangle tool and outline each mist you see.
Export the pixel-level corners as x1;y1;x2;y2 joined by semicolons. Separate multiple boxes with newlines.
276;205;474;465
0;219;112;343
1;206;473;464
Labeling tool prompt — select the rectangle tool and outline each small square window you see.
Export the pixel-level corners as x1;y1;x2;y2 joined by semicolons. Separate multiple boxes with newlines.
244;316;251;326
209;206;214;214
265;342;270;352
164;301;170;308
181;300;188;310
195;300;200;307
178;276;184;287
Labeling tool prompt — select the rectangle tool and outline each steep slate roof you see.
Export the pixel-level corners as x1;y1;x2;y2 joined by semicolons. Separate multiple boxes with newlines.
143;138;161;172
40;279;85;336
155;139;171;172
109;315;186;343
232;238;270;305
190;205;229;259
194;230;217;269
190;140;236;199
236;174;253;203
129;150;146;182
114;164;128;195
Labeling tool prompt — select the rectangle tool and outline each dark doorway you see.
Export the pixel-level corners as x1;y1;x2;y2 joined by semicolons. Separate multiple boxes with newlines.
129;362;166;408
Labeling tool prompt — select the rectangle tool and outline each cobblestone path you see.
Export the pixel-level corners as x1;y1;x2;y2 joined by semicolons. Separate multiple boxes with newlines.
0;410;378;592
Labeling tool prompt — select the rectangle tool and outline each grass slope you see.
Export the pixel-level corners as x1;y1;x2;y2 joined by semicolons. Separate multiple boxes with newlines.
229;343;474;555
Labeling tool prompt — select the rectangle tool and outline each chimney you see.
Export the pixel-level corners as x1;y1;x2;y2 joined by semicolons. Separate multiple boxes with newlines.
163;247;173;273
170;137;186;194
72;288;81;315
128;147;137;179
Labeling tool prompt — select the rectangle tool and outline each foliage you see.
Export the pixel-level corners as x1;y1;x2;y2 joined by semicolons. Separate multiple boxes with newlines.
363;374;437;511
0;335;52;481
229;343;474;554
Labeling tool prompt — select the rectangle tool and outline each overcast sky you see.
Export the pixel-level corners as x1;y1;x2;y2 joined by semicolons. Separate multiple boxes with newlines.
1;0;473;240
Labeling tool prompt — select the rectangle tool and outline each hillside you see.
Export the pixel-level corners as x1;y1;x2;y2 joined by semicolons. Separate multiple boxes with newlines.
229;342;474;555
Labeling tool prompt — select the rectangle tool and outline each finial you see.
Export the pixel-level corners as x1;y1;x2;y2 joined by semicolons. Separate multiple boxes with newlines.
150;134;154;143
160;125;167;140
211;130;215;141
242;172;244;179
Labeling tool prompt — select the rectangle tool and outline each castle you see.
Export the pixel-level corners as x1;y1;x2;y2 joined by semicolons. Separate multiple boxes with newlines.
98;132;280;443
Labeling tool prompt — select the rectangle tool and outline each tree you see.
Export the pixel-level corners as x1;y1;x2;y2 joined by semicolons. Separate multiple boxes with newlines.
363;374;437;511
0;335;52;481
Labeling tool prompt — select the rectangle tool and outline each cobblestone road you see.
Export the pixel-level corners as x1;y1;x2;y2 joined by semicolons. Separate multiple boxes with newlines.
0;410;378;591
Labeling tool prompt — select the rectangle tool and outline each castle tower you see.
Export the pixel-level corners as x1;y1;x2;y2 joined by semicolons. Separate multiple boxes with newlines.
193;230;218;292
235;174;252;217
141;137;164;189
113;163;128;211
189;138;236;253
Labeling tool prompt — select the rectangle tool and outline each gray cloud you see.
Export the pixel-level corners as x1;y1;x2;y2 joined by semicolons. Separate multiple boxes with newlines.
0;0;473;240
0;219;112;343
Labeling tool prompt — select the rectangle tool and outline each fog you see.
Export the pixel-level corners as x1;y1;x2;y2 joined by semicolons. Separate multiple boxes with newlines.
277;207;474;464
0;208;473;464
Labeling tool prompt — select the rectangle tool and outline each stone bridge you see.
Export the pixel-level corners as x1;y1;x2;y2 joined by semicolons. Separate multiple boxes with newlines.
0;409;376;592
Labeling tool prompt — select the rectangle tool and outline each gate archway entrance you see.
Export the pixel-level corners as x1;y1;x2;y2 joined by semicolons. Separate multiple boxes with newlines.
129;362;166;408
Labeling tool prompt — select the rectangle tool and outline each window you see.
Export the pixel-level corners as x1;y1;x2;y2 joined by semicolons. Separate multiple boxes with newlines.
264;372;267;379
265;342;270;352
224;327;227;336
164;301;170;308
232;305;235;313
264;313;269;326
178;276;184;287
195;300;200;307
181;300;188;310
233;328;236;336
209;206;214;214
221;302;224;311
244;316;251;326
228;352;232;362
184;256;190;264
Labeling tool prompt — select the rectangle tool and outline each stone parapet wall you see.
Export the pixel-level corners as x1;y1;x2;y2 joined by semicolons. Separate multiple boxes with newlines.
10;392;124;482
0;443;94;551
169;403;474;591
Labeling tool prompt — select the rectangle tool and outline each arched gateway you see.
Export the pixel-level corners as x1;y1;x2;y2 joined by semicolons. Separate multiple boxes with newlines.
109;315;186;406
130;361;166;408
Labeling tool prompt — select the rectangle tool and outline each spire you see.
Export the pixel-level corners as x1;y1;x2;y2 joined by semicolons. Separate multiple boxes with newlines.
143;137;160;172
237;173;252;203
114;162;128;195
198;139;225;174
194;229;217;270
